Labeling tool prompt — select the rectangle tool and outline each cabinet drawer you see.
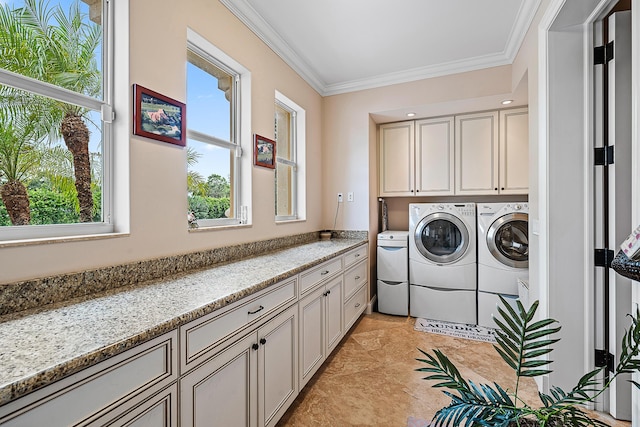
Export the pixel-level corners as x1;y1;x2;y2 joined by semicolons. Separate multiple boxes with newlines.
344;285;367;332
343;245;367;269
181;279;297;371
299;258;342;295
343;260;367;300
0;331;177;427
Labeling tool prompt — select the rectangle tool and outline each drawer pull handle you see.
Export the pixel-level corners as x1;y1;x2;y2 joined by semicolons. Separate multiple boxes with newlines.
355;303;361;308
248;305;264;315
252;343;259;351
320;270;330;275
355;276;361;280
260;337;267;345
355;254;360;257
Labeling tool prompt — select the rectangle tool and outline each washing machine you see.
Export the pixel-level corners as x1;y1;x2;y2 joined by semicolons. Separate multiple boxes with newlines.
477;202;529;328
409;203;477;324
377;230;409;316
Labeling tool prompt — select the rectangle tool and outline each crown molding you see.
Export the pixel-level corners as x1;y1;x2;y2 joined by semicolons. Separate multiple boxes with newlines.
221;0;540;96
220;0;326;94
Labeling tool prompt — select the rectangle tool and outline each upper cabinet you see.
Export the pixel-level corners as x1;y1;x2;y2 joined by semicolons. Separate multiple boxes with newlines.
379;117;454;197
499;108;529;195
379;107;528;197
415;117;455;196
379;121;415;196
455;111;499;195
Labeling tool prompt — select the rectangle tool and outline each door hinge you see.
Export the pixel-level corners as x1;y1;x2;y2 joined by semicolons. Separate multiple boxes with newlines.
595;349;615;372
594;41;614;65
594;145;614;166
595;249;615;268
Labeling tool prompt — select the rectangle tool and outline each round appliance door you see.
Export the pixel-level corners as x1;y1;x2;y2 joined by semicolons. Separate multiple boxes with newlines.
413;213;469;264
486;213;529;268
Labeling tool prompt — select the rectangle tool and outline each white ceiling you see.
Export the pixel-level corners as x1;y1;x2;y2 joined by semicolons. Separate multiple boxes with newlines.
220;0;540;97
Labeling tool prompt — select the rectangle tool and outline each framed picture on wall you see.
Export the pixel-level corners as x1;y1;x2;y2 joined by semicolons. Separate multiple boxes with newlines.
133;84;186;146
254;134;276;169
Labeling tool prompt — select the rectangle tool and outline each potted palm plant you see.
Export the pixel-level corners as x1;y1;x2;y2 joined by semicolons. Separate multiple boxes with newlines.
417;296;640;426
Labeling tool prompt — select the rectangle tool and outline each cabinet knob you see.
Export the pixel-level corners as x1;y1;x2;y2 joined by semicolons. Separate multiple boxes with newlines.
326;289;331;295
355;303;361;308
494;187;498;191
320;270;329;276
252;343;259;351
501;187;505;190
355;276;361;280
260;338;267;345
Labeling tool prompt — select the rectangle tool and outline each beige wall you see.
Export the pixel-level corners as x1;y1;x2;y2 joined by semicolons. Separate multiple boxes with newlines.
0;0;323;284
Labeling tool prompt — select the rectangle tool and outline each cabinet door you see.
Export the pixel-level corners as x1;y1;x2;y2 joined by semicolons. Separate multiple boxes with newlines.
95;384;178;427
499;108;529;194
258;305;298;427
298;286;325;389
180;333;258;427
324;276;344;355
415;117;454;195
379;121;415;196
455;111;499;195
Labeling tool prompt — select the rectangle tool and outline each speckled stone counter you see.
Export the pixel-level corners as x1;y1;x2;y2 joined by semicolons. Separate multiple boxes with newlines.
0;236;368;406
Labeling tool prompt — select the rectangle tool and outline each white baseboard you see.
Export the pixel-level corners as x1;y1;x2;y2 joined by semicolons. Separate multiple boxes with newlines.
366;294;377;315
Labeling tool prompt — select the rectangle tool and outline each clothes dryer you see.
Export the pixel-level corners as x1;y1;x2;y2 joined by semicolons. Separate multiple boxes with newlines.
477;202;529;328
409;203;477;324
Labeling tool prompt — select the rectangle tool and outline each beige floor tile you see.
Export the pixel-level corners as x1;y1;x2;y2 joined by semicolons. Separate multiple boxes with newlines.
276;312;632;427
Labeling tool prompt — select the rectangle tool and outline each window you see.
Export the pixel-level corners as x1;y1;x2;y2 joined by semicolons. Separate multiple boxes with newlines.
0;0;116;240
275;91;305;221
186;29;250;228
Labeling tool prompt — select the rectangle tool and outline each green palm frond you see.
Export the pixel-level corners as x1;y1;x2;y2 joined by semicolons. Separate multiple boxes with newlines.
616;307;640;382
418;296;640;426
492;297;560;381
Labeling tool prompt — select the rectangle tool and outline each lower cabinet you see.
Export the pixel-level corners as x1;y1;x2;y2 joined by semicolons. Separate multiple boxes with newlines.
0;331;177;427
180;304;298;427
298;275;343;389
0;245;368;427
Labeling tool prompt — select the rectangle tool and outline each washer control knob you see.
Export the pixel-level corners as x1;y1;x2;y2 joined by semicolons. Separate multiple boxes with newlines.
438;204;444;210
514;204;522;210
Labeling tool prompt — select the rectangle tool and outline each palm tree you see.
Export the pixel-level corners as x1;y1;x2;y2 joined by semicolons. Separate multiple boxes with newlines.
187;147;209;196
0;0;101;222
0;110;40;225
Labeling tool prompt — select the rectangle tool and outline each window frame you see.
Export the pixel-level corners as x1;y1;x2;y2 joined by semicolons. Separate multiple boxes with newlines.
0;0;118;242
186;28;251;229
274;91;305;223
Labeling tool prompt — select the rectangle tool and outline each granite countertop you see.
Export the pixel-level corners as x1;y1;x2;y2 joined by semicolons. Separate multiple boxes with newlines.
0;238;367;406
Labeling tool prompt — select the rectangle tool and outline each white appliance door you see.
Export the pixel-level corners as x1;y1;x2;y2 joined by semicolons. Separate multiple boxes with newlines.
410;285;476;324
377;280;408;316
413;213;469;264
377;246;408;282
477;291;518;328
486;213;529;269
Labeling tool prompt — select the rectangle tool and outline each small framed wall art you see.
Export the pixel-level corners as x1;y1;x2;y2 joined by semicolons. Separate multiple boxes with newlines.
253;134;276;169
133;84;186;146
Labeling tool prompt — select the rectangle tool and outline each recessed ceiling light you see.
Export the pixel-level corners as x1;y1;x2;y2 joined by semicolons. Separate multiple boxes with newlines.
407;112;416;117
501;100;513;105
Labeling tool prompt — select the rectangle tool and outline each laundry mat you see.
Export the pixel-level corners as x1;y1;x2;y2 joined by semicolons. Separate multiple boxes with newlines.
414;318;497;343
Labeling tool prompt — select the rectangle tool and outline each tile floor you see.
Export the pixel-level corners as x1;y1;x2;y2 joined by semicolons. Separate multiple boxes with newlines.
276;312;631;427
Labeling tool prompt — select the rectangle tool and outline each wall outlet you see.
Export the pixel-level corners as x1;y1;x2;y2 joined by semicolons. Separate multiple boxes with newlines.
347;192;354;202
337;193;343;203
